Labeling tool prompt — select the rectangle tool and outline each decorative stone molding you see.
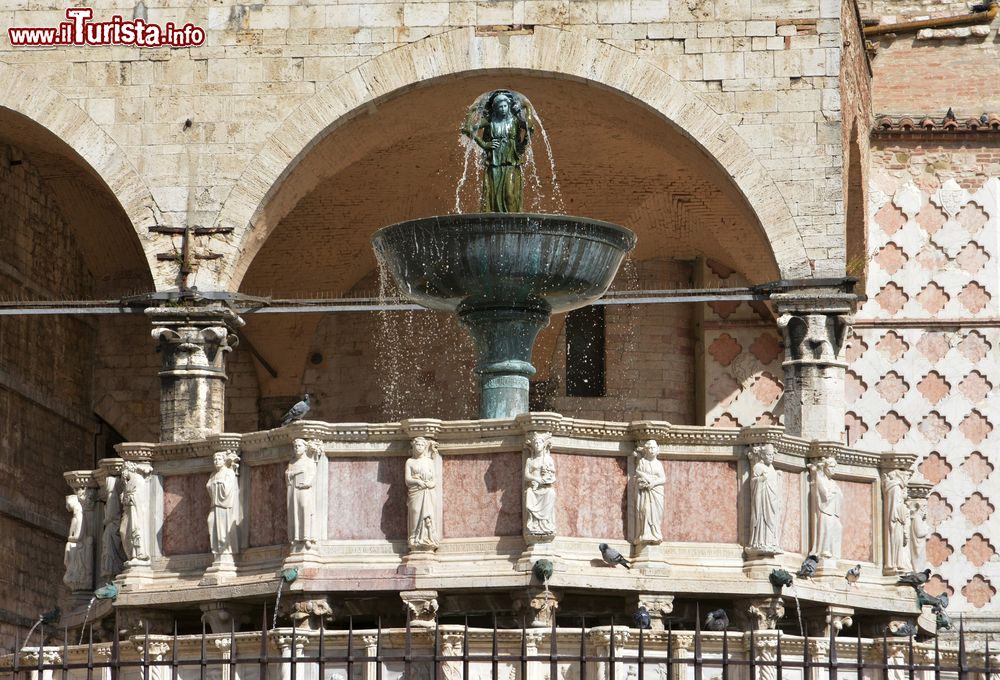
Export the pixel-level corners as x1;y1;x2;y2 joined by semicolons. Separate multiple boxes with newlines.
741;596;785;631
523;432;556;541
824;606;854;637
400;591;438;627
512;588;560;628
147;305;243;443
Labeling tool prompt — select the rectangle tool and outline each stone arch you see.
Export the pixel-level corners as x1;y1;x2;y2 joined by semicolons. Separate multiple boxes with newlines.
216;25;810;288
0;61;162;288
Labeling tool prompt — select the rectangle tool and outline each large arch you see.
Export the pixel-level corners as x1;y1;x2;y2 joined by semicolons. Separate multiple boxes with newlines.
215;25;810;288
0;61;161;289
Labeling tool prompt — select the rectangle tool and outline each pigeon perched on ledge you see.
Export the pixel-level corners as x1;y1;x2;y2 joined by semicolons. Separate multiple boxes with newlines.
633;606;652;630
704;609;729;632
281;394;311;426
599;543;631;569
797;554;819;578
898;568;931;587
845;564;861;587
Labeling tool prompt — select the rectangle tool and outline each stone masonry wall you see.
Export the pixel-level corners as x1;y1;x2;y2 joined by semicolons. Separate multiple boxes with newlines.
853;139;1000;614
0;148;96;650
0;0;850;285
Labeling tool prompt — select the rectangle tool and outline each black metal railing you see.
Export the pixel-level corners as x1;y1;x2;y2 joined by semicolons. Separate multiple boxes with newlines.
2;611;991;680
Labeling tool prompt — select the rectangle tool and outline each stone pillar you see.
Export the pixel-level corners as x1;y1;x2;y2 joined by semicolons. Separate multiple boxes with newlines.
771;282;855;442
738;596;785;631
147;305;243;442
401;590;438;627
512;588;560;628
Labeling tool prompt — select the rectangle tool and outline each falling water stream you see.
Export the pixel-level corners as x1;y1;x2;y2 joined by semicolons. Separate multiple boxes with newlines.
272;579;285;629
20;618;43;652
792;588;805;637
78;597;96;645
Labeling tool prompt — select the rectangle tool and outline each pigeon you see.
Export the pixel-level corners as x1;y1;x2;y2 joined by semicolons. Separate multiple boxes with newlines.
845;564;861;587
797;555;819;578
633;606;652;630
898;568;931;587
888;621;917;637
769;568;793;589
532;559;554;585
973;2;995;13
599;543;631;569
280;394;311;426
704;609;729;632
981;112;990;126
945;107;957;123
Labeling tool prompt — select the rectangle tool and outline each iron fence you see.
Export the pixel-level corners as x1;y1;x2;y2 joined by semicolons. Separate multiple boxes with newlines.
2;612;992;680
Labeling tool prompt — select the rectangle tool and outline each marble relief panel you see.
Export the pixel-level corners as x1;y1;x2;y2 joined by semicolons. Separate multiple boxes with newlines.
442;453;521;538
841;480;874;563
662;460;738;542
328;457;406;540
554;454;627;540
163;472;211;555
248;463;286;548
778;468;803;553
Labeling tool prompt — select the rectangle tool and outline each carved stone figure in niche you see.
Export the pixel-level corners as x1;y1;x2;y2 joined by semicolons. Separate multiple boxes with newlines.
99;474;126;580
286;438;319;549
632;439;665;545
524;432;556;536
883;470;910;572
119;462;152;563
808;456;842;560
207;451;241;556
748;443;783;554
64;492;93;590
405;437;439;550
908;501;930;570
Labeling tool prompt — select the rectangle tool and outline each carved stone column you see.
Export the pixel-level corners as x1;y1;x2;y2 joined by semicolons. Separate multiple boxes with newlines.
629;593;674;632
512;588;560;628
739;596;785;631
401;590;438;627
771;283;855;442
63;471;99;607
147;305;243;442
276;595;337;630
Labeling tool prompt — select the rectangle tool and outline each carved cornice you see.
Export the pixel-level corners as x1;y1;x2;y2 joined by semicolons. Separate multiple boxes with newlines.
63;469;98;491
115;443;155;462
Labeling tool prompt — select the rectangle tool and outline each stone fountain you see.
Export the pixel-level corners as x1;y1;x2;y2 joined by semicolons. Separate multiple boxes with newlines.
372;89;636;419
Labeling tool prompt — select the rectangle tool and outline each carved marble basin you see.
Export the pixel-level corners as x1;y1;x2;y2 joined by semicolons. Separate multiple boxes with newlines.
371;214;636;418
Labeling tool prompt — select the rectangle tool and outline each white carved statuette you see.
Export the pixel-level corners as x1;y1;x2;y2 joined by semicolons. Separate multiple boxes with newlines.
286;438;320;549
99;473;126;580
206;451;241;557
908;500;930;570
748;443;783;555
632;439;665;545
883;469;910;572
808;456;842;560
523;432;556;537
119;462;153;563
405;436;439;551
64;492;93;590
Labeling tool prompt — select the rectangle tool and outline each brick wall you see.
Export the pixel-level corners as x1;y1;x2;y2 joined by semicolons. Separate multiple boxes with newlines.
0;147;96;650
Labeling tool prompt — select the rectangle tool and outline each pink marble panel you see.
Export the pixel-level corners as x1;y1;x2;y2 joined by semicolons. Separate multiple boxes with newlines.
555;454;627;540
779;469;802;553
443;453;521;538
328;458;406;540
249;463;287;548
163;473;211;555
842;480;874;562
663;460;738;543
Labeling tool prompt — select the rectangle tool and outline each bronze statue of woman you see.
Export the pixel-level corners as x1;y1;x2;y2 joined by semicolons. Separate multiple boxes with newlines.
461;90;534;212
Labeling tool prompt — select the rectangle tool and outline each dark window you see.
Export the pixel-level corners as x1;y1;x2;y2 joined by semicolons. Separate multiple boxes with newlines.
565;305;606;397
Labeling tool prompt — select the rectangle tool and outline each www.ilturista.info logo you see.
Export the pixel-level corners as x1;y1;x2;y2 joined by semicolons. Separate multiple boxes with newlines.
8;8;206;47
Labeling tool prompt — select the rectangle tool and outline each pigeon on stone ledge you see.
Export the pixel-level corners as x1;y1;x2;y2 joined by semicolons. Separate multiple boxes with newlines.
281;394;311;426
888;620;917;637
797;554;819;578
704;609;729;632
845;564;861;587
898;568;931;587
599;543;631;569
633;606;652;630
